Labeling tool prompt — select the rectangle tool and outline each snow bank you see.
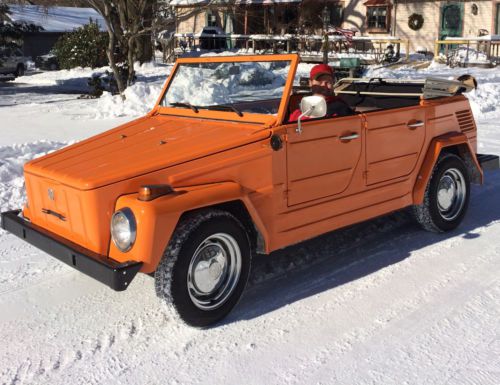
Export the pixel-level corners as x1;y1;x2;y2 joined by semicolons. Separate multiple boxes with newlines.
16;62;171;119
95;82;163;118
164;61;288;108
94;62;170;118
16;67;103;91
0;141;70;213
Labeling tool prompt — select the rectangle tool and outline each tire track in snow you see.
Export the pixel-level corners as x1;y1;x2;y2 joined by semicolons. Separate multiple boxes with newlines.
274;241;500;384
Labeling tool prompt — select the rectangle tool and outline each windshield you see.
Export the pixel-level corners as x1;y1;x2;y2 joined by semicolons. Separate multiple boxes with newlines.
160;60;292;116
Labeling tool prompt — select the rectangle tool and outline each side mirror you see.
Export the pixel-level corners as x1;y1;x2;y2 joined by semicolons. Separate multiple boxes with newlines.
297;96;327;134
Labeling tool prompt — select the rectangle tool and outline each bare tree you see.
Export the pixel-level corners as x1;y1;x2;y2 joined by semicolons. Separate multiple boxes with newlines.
86;0;154;98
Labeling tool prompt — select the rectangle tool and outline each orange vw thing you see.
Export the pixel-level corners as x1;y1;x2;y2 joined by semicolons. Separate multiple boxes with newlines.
2;54;499;327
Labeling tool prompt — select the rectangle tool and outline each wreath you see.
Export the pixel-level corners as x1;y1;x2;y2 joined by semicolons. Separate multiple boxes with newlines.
408;13;424;31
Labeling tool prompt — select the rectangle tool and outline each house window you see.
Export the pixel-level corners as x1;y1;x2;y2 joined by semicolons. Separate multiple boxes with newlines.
329;4;343;27
284;7;298;25
206;10;217;27
367;6;388;30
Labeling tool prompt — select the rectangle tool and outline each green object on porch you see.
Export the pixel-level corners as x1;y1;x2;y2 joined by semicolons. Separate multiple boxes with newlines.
338;57;361;68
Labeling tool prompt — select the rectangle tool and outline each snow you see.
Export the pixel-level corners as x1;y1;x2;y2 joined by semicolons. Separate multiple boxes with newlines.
163;61;289;108
0;59;500;385
7;4;106;32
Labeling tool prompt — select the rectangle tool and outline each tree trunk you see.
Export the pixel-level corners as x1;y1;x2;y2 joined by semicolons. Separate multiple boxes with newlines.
127;35;136;86
86;0;154;97
136;2;153;64
107;28;126;98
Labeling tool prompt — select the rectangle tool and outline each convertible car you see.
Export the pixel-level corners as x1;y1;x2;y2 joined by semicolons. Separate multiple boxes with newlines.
2;54;498;327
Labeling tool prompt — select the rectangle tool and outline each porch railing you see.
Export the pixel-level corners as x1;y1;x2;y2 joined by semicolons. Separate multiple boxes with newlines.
164;33;409;64
434;36;500;66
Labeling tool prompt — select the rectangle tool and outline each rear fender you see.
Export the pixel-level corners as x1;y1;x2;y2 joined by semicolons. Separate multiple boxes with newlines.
413;133;482;205
109;182;268;273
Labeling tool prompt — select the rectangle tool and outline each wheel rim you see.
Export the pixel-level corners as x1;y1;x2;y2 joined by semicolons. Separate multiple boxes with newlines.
187;233;242;310
437;168;466;221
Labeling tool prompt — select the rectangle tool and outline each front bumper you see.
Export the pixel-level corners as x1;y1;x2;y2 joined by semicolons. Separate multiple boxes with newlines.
1;210;142;291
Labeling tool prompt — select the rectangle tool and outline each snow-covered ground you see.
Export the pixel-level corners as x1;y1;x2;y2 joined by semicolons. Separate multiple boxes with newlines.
0;61;499;385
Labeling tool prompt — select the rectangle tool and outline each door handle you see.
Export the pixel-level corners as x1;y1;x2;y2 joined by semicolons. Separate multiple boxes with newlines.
407;120;424;129
339;133;359;141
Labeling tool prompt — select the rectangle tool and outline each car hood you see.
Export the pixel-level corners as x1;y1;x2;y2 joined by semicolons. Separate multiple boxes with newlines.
25;114;270;190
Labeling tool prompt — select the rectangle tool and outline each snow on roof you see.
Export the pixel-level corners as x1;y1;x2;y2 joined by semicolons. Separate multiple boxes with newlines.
7;4;106;32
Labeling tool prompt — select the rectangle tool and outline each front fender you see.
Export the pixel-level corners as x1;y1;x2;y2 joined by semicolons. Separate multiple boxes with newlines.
109;182;268;273
412;133;482;205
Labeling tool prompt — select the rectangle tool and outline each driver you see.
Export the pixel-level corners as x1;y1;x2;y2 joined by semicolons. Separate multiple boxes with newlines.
289;64;354;122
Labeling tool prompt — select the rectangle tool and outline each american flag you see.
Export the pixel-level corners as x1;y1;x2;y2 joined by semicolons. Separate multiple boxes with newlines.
331;27;355;46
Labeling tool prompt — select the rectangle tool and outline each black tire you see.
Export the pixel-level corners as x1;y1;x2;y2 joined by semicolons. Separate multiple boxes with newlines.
413;153;470;232
155;209;252;327
15;64;25;77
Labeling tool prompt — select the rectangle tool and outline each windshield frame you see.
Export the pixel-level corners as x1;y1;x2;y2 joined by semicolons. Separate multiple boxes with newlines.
155;54;299;126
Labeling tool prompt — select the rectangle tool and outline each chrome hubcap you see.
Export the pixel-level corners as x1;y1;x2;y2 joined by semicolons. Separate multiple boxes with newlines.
187;233;242;310
437;168;466;221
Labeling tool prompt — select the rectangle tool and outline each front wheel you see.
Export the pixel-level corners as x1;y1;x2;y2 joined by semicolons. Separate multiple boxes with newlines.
155;210;251;327
413;153;470;232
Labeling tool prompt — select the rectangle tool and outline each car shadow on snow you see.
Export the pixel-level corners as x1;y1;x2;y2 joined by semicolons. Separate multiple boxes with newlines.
223;171;500;326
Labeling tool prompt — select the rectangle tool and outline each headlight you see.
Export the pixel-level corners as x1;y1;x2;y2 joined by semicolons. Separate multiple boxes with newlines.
110;208;136;252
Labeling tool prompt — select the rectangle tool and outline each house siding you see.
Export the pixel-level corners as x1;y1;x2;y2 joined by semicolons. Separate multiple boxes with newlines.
390;0;493;53
176;9;206;34
393;1;442;53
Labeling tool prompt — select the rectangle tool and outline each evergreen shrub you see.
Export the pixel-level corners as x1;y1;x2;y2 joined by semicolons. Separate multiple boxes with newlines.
54;20;108;69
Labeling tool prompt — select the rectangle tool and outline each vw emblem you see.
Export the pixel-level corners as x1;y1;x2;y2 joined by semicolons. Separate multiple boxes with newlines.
48;188;55;201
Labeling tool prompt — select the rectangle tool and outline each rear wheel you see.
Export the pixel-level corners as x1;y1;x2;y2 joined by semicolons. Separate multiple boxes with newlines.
155;209;251;327
413;153;470;232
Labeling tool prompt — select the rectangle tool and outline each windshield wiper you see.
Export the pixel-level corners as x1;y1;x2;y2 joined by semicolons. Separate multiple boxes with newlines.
170;102;199;113
207;104;243;117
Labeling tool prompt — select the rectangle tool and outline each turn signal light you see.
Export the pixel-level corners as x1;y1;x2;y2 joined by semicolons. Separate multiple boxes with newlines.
138;184;174;201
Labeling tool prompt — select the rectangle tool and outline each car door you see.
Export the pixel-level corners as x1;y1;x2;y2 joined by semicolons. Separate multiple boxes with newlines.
363;106;426;186
286;114;363;206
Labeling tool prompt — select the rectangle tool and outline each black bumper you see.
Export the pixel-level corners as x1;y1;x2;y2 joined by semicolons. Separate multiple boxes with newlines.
1;210;142;291
477;153;500;171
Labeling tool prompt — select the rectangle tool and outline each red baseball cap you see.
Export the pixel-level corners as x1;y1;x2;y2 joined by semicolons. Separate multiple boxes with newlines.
310;64;334;80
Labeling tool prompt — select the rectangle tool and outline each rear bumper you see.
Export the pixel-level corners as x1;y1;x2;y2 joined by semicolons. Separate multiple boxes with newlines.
1;210;142;291
477;153;500;171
